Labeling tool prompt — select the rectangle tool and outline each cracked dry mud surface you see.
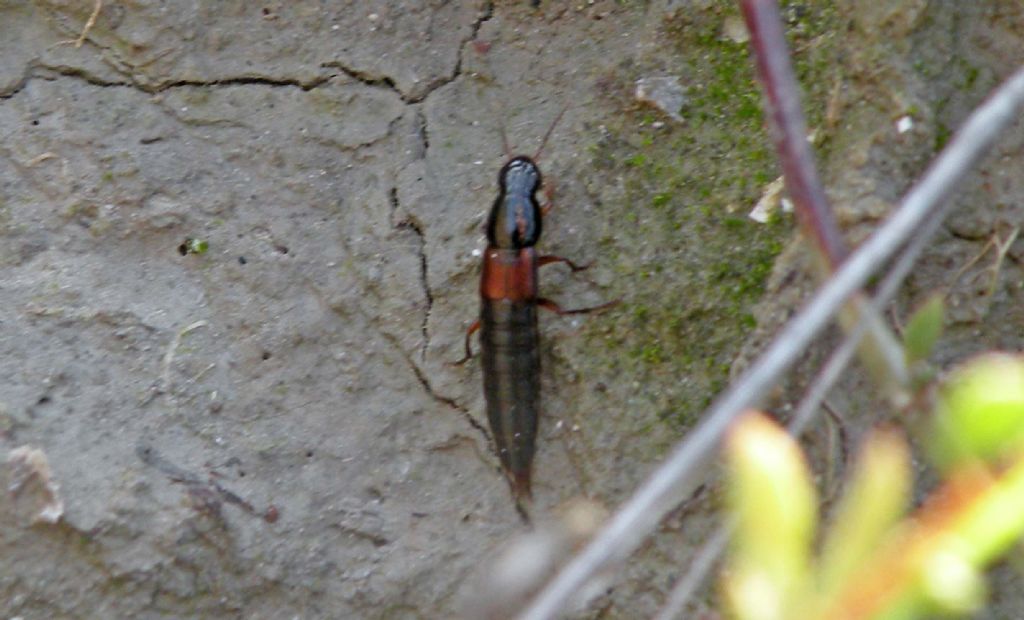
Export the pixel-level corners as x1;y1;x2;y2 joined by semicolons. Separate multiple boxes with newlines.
0;3;672;617
3;1;1024;618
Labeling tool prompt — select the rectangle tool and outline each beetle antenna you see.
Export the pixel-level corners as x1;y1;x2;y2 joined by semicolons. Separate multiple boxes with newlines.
499;118;513;160
489;78;515;159
533;105;568;162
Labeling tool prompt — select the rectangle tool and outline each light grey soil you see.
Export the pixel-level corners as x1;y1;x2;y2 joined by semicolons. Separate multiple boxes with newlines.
1;1;1023;618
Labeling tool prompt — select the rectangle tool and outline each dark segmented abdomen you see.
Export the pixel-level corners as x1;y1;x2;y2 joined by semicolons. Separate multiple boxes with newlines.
480;298;541;496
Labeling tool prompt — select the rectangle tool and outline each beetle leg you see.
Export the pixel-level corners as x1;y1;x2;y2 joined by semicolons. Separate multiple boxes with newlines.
538;254;591;272
540;180;556;217
452;319;481;365
538;297;619;315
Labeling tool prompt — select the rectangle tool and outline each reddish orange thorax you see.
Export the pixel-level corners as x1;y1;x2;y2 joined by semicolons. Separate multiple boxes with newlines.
480;248;538;302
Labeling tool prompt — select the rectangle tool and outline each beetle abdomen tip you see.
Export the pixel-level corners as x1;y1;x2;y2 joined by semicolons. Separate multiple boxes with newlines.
513;470;533;502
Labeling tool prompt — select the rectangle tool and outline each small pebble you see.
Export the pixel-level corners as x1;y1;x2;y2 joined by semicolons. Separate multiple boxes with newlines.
635;76;687;122
722;15;750;43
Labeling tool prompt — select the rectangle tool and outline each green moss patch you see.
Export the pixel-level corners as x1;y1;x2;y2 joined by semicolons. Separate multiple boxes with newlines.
576;1;839;436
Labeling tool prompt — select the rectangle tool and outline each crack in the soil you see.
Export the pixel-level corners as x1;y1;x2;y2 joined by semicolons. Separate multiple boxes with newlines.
321;61;404;95
390;187;434;363
415;109;429;153
322;0;494;105
404;352;491;443
401;0;493;168
0;62;35;100
9;64;335;101
304;274;490;447
453;1;495;86
12;66;405;153
156;75;332;92
373;313;492;447
12;1;496;108
39;65;131;89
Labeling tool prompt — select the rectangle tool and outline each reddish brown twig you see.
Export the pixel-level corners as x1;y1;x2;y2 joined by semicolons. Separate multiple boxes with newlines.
741;0;847;269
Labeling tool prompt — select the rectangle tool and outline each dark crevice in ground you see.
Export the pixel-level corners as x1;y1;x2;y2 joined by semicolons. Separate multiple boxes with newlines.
415;109;430;153
374;318;492;447
155;75;332;92
322;1;494;105
306;272;490;447
409;0;496;103
17;66;405;150
0;63;35;100
13;65;335;99
320;58;459;105
3;64;129;98
406;351;491;445
471;2;497;51
320;61;402;95
443;0;495;99
17;1;496;107
389;187;434;363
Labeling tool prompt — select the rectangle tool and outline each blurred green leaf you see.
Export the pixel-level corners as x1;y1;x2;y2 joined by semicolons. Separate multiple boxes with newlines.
902;295;944;365
953;457;1024;571
725;411;816;620
818;429;910;597
919;545;985;615
930;354;1024;470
